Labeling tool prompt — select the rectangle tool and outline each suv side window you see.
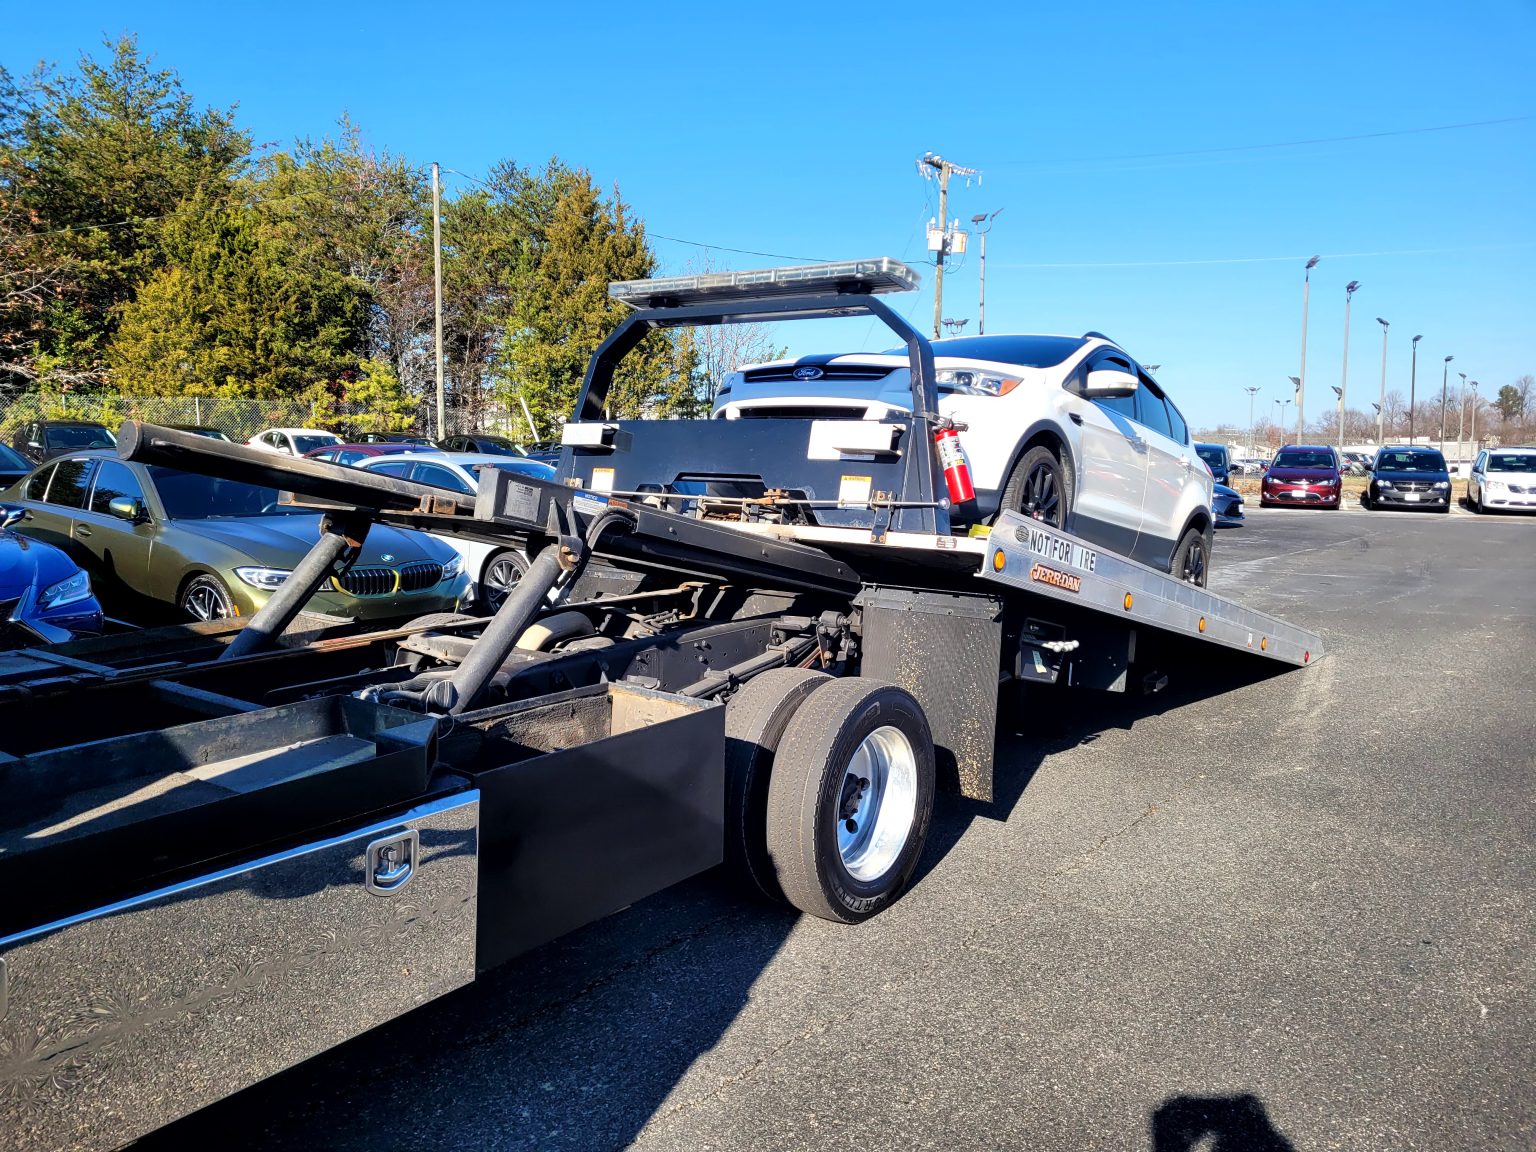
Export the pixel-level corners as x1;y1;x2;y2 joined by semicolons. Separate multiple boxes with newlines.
1133;380;1174;439
368;459;414;479
1164;398;1189;446
89;460;146;515
25;463;56;501
45;457;96;509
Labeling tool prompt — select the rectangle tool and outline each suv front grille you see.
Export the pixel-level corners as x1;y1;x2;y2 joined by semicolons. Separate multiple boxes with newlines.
735;405;871;421
742;365;893;384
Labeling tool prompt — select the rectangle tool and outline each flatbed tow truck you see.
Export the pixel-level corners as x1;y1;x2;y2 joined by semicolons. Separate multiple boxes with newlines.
0;260;1322;1151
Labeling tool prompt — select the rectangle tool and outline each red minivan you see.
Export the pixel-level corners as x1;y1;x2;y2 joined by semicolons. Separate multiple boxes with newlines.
1260;445;1342;509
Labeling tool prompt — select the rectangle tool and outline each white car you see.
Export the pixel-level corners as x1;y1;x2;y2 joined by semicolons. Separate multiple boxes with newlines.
1468;447;1536;513
713;333;1215;581
247;428;343;456
357;452;556;607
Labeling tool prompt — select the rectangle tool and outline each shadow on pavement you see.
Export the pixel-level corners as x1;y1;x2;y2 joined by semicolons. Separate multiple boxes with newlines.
135;869;797;1151
1151;1093;1296;1151
910;649;1294;891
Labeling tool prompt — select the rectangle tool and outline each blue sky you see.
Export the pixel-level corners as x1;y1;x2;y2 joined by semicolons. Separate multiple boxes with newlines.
9;1;1534;431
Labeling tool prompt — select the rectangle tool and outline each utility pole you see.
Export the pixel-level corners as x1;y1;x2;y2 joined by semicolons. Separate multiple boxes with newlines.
431;162;446;440
1297;255;1320;441
1375;317;1389;445
1469;381;1479;451
970;209;1001;335
1338;280;1358;450
1244;386;1260;454
920;153;979;340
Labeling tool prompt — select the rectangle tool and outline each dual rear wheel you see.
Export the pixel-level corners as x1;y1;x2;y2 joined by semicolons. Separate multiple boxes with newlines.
724;671;936;923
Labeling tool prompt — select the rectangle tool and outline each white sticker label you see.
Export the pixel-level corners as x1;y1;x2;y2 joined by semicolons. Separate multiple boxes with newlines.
838;474;873;505
590;467;615;493
1016;523;1098;574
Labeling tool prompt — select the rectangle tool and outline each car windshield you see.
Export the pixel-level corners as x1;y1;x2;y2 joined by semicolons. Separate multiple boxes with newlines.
1487;453;1536;473
1274;450;1335;469
43;425;116;450
1196;446;1226;466
881;334;1086;368
1377;451;1446;471
148;467;304;519
0;443;28;470
292;434;341;455
476;437;521;456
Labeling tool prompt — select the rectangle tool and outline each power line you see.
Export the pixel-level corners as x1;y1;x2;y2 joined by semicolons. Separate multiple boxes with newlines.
647;232;827;263
1000;241;1536;270
999;114;1536;169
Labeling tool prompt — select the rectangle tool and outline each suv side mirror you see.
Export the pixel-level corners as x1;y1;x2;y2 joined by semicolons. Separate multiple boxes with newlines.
107;496;146;523
1363;460;1373;471
1081;368;1140;398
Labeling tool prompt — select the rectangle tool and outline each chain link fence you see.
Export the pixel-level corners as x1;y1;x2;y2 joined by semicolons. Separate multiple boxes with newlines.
0;392;526;445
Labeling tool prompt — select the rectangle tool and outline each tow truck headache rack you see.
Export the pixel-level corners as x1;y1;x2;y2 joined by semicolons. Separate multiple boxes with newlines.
0;258;1322;1152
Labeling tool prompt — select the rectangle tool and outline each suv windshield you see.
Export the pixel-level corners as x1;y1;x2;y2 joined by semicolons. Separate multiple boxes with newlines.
881;334;1087;368
1377;451;1446;471
148;467;304;519
1486;453;1536;473
1274;450;1336;469
44;424;116;450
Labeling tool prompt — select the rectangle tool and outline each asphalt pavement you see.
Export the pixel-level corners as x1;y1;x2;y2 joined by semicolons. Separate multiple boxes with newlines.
138;505;1536;1152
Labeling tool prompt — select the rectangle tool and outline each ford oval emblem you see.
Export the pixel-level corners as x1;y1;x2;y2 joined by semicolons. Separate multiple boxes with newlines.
380;553;396;563
793;366;825;381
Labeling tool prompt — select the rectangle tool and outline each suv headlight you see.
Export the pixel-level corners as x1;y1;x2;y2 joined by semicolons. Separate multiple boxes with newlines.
1377;480;1393;489
235;566;291;589
440;553;463;582
935;368;1021;397
1432;481;1450;490
38;569;92;610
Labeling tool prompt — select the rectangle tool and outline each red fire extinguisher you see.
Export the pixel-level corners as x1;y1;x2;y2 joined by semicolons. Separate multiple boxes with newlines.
933;420;978;522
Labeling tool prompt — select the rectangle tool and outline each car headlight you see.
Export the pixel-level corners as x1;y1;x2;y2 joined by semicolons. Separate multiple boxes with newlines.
1322;477;1338;486
1377;480;1393;489
440;553;463;582
38;569;92;610
235;566;291;589
935;368;1020;396
1432;481;1449;490
1488;480;1505;492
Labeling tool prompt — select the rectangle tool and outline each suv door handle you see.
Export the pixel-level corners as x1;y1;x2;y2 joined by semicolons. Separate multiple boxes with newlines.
1177;455;1191;469
1068;413;1083;426
74;525;92;538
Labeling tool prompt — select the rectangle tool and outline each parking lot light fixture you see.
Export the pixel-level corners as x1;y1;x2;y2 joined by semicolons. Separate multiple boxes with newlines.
1339;281;1359;450
1410;335;1422;442
1456;371;1468;464
1439;355;1454;445
1376;318;1389;445
1297;256;1320;441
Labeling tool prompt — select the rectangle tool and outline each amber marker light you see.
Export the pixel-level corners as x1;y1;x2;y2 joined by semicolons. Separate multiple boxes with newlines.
993;549;1006;572
1123;593;1134;610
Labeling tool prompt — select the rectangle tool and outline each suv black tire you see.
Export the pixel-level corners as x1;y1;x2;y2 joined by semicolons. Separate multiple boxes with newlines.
1000;445;1070;528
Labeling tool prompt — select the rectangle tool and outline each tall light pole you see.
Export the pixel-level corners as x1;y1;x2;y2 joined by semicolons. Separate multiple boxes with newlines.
1469;381;1479;450
1456;370;1468;463
1439;354;1454;446
1338;280;1359;450
1409;334;1422;442
1287;376;1301;442
1244;385;1261;453
1274;397;1292;451
1297;255;1320;441
1375;317;1389;444
970;209;1001;335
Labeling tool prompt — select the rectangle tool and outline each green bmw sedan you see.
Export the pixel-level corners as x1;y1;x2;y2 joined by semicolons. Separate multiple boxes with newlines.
3;452;469;622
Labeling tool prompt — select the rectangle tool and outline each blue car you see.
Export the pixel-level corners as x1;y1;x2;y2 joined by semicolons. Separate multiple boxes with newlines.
0;503;104;645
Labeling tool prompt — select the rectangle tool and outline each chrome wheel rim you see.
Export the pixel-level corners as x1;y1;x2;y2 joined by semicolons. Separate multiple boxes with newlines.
482;556;524;610
1024;463;1061;525
184;581;228;621
836;725;918;882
